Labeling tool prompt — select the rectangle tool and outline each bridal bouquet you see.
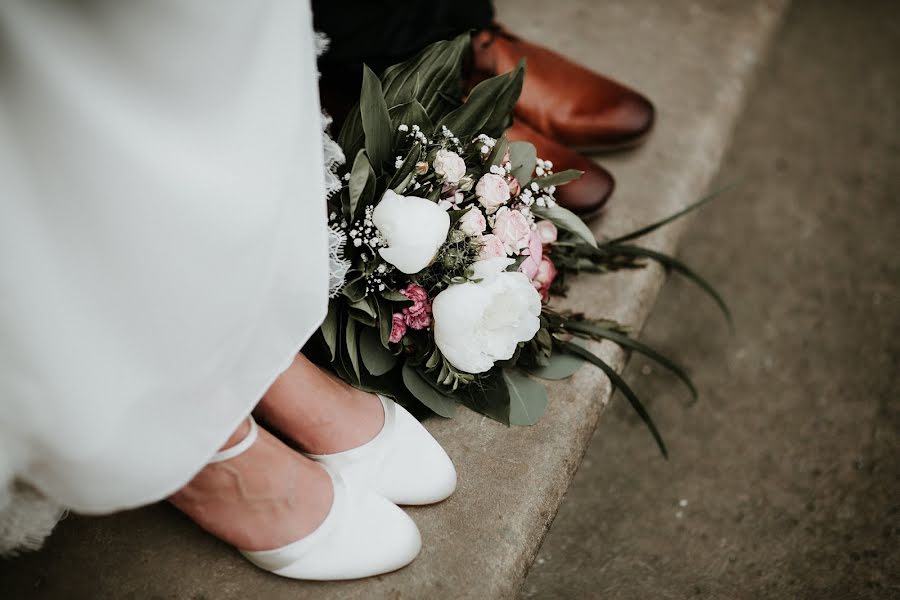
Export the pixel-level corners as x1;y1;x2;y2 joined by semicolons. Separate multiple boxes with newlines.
314;34;726;456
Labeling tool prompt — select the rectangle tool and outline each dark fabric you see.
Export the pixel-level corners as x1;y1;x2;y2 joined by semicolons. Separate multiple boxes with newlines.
313;0;493;124
313;0;493;74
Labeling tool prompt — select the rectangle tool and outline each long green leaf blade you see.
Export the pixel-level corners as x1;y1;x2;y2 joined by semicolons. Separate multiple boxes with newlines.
360;66;394;173
564;322;697;402
559;340;668;458
605;243;732;326
604;184;733;245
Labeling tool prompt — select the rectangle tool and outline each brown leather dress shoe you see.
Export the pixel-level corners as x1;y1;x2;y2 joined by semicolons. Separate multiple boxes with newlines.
472;26;655;153
507;119;614;219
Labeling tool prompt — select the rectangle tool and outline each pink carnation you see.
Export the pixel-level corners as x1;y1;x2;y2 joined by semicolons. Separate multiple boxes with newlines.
532;256;558;302
400;283;432;330
389;313;407;343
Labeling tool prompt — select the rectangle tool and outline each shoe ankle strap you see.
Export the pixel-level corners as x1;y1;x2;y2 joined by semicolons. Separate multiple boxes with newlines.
209;416;258;464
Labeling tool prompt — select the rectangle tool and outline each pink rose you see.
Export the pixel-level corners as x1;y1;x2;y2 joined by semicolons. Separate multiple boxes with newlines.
475;173;510;212
478;234;506;260
458;206;487;237
519;230;544;280
389;313;407;343
433;149;467;184
491;207;532;255
535;220;558;244
532;256;558;302
400;283;432;330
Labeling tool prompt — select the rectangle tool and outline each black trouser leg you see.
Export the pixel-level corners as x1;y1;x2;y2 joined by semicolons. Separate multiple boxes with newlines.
313;0;494;123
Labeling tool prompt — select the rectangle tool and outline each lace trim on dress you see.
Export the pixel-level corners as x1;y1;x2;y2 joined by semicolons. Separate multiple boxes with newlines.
319;39;350;298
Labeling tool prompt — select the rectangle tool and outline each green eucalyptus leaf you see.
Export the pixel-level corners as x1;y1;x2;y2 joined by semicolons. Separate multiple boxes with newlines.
534;169;583;189
503;369;548;426
526;343;587;380
532;204;598;248
508;141;537;184
401;363;457;417
360;326;397;376
360;66;393;173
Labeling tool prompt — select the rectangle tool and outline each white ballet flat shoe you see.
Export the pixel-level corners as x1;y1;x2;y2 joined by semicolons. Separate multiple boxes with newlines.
304;395;457;505
210;416;421;580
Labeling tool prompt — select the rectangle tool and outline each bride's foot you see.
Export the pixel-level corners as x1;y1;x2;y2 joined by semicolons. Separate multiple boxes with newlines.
255;353;384;455
169;419;332;551
257;354;457;506
170;417;421;580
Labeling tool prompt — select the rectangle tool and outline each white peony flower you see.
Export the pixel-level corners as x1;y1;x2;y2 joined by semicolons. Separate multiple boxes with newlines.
372;189;450;274
475;173;510;212
433;149;467;184
432;257;542;373
458;206;487;237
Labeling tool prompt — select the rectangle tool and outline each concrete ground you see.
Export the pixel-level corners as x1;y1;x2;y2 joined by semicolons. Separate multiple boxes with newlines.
523;0;900;598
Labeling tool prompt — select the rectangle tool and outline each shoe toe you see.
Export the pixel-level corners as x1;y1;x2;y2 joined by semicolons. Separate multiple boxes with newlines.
554;159;615;218
603;91;655;144
377;405;457;505
272;483;421;580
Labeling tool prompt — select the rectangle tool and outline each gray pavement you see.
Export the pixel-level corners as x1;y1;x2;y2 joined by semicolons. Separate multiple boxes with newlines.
523;0;900;598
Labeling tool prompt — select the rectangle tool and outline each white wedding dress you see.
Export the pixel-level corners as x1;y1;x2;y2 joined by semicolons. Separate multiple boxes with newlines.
0;0;339;552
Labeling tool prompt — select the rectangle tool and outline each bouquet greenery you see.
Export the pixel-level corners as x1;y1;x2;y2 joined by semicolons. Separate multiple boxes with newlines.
310;33;727;456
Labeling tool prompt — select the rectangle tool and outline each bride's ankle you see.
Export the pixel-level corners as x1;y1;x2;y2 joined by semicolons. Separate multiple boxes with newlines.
254;355;385;451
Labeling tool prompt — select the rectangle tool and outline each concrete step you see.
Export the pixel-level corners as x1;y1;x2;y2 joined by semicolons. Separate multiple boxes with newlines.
0;1;789;598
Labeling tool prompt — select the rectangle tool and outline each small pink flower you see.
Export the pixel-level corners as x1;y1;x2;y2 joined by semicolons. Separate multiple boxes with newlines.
478;233;506;260
535;220;558;244
405;309;432;330
519;230;544;280
532;256;558;302
492;207;532;255
400;283;432;330
475;173;510;212
458;206;487;237
433;149;466;184
389;313;407;343
508;177;521;198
